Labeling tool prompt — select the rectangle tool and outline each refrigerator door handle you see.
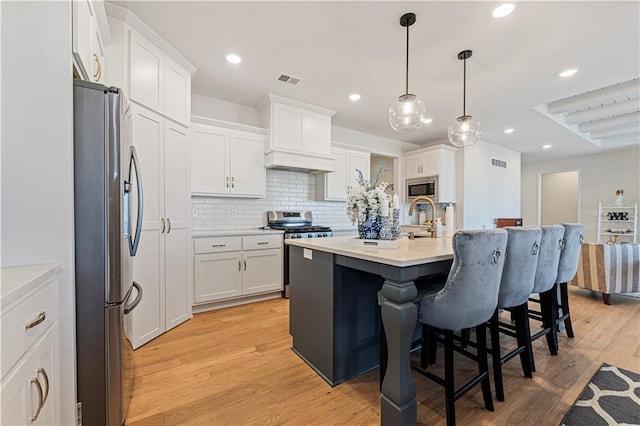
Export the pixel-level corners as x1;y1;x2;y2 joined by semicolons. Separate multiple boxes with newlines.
126;146;144;256
124;282;143;315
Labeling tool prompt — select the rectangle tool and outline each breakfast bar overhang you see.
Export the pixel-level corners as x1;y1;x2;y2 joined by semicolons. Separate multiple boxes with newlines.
286;236;454;426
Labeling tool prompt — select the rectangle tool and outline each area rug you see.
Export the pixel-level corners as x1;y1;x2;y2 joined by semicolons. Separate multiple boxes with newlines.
561;363;640;425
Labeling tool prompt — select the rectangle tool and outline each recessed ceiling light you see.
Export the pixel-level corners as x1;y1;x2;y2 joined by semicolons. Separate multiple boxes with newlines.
492;3;515;18
225;54;242;64
348;93;361;101
503;128;515;134
542;144;552;149
558;68;578;78
421;117;433;124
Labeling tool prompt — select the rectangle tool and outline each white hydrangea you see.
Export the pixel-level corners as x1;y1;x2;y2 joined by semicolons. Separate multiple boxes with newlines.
346;164;391;224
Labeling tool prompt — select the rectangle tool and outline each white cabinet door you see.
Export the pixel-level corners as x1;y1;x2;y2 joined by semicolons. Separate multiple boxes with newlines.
164;59;190;125
72;0;93;80
91;23;105;83
422;152;439;177
242;249;283;295
405;156;422;180
194;252;243;302
230;132;265;197
163;121;190;331
129;31;164;112
1;325;59;426
324;149;349;200
130;106;165;348
349;151;370;189
191;125;229;195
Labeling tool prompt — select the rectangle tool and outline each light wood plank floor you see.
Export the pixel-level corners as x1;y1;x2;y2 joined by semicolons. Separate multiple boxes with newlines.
126;288;640;426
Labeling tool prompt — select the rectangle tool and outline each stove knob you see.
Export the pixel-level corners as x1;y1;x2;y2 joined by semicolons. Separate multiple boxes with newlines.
308;233;314;238
296;233;302;239
322;233;328;237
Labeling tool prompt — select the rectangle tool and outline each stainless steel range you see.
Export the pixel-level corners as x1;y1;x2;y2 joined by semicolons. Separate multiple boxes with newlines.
266;211;332;297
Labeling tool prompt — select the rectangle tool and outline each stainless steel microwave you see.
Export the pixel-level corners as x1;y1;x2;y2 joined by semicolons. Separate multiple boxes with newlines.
406;176;438;201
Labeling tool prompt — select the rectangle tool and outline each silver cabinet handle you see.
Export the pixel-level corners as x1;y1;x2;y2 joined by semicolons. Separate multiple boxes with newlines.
243;259;247;271
257;242;269;245
231;177;235;188
226;177;229;188
211;244;226;248
167;218;171;234
29;378;44;422
37;368;49;406
25;311;46;329
237;259;241;271
160;218;165;233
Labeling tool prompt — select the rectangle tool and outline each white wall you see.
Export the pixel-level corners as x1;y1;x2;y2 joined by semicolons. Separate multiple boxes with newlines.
522;145;640;242
1;1;76;424
541;171;579;225
456;140;522;230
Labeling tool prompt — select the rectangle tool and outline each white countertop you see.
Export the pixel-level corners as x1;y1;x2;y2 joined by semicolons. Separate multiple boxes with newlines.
1;263;61;310
285;236;453;267
192;229;284;237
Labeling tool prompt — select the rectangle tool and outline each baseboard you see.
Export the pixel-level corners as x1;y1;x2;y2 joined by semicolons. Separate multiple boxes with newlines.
192;292;283;314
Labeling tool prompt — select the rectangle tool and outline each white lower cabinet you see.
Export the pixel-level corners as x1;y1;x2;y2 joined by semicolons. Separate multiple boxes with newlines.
194;234;283;304
1;265;60;426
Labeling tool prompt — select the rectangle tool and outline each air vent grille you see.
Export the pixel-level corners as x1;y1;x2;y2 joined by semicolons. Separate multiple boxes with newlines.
491;158;507;168
277;74;302;85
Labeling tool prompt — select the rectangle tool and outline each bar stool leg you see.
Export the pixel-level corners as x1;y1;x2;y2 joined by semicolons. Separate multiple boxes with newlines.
559;282;574;338
514;303;534;377
489;310;504;401
540;286;559;356
444;330;456;426
476;325;494;412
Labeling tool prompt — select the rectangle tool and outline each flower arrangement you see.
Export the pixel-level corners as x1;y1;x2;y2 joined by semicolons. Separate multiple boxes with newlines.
346;163;391;224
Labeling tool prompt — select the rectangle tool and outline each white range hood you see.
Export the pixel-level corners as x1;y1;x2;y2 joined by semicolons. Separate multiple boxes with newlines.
258;94;336;173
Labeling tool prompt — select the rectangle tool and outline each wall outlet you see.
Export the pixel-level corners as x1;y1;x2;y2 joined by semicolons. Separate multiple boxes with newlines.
231;209;238;217
191;208;198;218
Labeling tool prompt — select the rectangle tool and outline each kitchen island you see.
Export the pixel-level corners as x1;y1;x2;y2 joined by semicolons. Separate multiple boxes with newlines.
286;236;454;426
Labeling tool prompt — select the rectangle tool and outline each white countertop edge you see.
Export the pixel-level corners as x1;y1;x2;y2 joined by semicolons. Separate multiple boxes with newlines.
192;229;284;237
285;237;453;268
1;263;61;311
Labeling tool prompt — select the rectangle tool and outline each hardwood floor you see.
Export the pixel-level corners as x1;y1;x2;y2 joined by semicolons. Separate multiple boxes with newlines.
126;288;640;426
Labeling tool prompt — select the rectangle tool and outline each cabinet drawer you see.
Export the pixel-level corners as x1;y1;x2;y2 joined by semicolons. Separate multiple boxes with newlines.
1;280;58;379
194;237;242;254
242;235;282;251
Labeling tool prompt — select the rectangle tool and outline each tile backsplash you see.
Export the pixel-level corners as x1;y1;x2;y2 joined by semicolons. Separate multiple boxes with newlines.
191;169;355;231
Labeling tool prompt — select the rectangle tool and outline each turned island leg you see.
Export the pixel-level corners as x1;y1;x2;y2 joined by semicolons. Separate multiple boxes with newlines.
380;278;418;426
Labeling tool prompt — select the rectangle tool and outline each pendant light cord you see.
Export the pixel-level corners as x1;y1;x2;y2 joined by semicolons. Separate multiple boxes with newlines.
462;57;466;116
405;24;409;95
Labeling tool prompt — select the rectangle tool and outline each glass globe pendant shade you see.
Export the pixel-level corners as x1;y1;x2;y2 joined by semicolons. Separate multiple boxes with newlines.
448;115;481;147
389;94;428;132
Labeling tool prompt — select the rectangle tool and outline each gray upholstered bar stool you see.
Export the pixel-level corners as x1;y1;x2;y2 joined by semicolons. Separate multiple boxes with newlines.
488;226;541;402
553;223;584;338
412;229;508;426
529;224;565;362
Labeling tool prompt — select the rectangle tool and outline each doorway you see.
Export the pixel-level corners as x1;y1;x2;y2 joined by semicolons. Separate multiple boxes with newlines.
539;170;580;225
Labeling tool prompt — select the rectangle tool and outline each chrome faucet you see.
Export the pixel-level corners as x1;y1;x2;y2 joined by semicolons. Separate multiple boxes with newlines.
408;196;437;239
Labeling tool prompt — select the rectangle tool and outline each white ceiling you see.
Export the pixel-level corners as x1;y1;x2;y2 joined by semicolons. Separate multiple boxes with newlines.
109;1;640;162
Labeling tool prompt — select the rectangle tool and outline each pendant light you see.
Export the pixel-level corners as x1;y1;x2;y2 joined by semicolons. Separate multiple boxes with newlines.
448;50;482;147
389;13;427;132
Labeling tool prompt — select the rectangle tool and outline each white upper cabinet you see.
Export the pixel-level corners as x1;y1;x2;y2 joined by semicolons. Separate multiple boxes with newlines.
190;122;266;198
73;0;109;83
403;145;457;202
258;94;336;172
316;147;370;201
105;5;195;126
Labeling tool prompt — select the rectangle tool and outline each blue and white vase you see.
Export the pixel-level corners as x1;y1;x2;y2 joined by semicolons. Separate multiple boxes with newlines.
358;209;383;240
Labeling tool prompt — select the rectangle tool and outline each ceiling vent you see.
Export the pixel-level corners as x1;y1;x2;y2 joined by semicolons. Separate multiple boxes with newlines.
491;158;507;168
277;74;302;85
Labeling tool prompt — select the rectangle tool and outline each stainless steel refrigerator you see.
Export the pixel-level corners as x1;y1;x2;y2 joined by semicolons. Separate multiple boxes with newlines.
74;80;144;426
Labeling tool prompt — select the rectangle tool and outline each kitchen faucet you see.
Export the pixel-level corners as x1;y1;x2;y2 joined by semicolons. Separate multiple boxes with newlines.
408;196;437;239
